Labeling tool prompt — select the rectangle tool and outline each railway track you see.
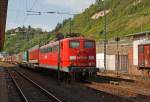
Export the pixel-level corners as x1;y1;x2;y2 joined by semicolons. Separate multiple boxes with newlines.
85;82;144;97
84;76;150;102
17;67;132;102
7;69;62;102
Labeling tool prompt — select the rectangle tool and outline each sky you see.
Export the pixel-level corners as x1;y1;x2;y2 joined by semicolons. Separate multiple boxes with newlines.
6;0;96;31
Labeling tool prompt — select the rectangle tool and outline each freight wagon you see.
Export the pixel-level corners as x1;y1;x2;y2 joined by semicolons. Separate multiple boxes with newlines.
138;40;150;69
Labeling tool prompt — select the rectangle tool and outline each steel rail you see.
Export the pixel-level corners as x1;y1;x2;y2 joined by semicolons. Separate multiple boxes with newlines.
15;69;62;102
7;70;29;102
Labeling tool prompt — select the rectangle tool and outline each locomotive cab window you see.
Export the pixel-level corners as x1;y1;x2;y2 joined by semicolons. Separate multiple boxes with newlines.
84;41;94;48
70;41;80;48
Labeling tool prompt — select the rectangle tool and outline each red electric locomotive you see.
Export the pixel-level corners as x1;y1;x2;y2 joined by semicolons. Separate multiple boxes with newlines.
38;37;98;78
5;37;98;79
138;40;150;69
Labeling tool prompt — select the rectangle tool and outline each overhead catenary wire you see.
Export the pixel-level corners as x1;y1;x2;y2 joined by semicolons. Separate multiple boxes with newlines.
26;10;78;35
23;0;39;25
29;0;38;10
26;10;78;16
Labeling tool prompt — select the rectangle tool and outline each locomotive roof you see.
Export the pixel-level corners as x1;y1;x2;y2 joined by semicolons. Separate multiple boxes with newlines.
139;40;150;45
40;41;59;48
28;45;39;51
40;37;94;48
63;37;93;41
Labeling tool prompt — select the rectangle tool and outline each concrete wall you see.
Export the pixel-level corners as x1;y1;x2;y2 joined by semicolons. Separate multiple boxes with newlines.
96;53;116;71
96;41;132;55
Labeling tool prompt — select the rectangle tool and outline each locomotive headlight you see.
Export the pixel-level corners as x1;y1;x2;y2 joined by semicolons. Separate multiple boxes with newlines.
70;56;76;60
89;56;94;60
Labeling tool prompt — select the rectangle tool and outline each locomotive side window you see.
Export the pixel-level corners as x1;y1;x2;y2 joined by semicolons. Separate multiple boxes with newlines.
40;48;44;53
48;47;52;52
41;46;59;53
52;45;59;52
84;41;93;48
70;41;80;48
44;48;47;53
40;47;49;53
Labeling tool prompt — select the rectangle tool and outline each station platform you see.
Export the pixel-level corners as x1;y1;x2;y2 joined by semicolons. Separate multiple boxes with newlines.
0;67;8;102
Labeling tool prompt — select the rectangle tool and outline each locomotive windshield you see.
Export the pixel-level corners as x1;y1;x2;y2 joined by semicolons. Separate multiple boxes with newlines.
84;41;94;48
70;41;80;48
